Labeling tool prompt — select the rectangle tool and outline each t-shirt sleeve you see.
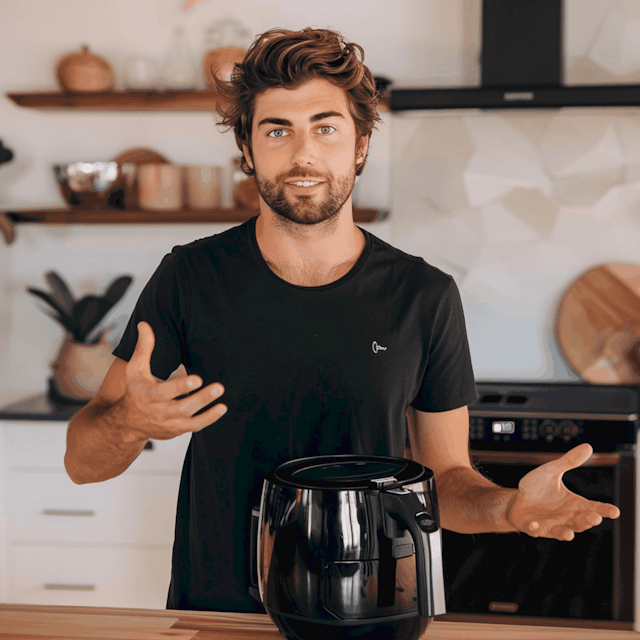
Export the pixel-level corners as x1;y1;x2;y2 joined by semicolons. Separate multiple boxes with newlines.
111;252;185;381
411;277;478;412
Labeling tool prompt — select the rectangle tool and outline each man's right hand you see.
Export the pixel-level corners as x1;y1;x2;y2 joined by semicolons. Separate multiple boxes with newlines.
119;321;227;443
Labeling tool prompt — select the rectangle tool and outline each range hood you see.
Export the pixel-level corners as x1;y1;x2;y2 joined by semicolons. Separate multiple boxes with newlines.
390;0;640;111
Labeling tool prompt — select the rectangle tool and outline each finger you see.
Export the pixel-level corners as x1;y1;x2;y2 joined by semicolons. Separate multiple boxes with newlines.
170;402;228;432
593;502;621;520
542;443;593;476
127;321;156;378
153;372;206;402
175;382;225;413
526;521;544;538
574;511;603;532
551;527;575;542
530;521;575;541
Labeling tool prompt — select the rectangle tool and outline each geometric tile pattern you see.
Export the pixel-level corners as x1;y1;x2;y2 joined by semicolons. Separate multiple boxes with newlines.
588;4;640;76
463;115;552;207
391;100;640;379
538;114;626;205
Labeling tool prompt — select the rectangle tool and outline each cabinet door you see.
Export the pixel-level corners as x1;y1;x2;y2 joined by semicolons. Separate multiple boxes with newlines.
7;471;180;545
8;545;172;609
5;421;191;472
0;424;7;601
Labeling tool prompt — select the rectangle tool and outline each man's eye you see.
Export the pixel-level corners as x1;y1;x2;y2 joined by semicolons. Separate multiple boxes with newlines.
267;126;336;138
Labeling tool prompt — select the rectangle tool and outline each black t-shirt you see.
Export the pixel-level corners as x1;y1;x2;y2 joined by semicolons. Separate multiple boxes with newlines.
112;215;478;613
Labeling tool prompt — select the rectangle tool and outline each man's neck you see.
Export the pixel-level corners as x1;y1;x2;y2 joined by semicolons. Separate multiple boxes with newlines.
255;207;366;287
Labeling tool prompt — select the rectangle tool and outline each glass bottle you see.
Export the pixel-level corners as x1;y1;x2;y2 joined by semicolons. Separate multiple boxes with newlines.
163;27;198;89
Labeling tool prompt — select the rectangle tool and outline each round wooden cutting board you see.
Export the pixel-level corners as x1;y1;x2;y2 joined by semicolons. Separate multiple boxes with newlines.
556;263;640;384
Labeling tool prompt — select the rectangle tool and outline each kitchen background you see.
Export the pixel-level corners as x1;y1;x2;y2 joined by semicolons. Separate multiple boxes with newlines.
1;0;640;408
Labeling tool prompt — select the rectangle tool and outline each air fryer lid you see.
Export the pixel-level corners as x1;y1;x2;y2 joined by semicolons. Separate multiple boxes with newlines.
270;454;431;490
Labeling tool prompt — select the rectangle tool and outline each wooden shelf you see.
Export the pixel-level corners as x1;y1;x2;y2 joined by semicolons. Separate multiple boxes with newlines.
4;207;389;225
6;90;226;111
6;90;390;112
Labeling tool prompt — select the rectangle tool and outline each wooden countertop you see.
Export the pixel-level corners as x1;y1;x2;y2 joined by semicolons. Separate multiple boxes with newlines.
1;604;638;639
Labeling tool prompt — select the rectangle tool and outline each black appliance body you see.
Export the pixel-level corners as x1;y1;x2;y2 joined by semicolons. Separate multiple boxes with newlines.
390;0;640;111
250;455;446;640
441;381;637;629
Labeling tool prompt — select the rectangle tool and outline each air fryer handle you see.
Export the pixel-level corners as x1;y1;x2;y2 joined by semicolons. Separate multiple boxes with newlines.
249;507;261;603
381;490;446;617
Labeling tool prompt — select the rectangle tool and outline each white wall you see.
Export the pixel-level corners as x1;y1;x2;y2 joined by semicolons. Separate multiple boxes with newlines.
1;0;640;406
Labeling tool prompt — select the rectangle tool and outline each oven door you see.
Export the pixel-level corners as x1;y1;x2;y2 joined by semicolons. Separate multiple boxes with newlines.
440;451;634;625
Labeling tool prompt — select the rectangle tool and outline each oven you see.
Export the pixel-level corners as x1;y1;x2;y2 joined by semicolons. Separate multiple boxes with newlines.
439;381;638;631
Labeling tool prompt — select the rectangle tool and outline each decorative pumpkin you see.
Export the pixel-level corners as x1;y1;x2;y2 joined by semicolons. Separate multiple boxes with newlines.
56;45;115;93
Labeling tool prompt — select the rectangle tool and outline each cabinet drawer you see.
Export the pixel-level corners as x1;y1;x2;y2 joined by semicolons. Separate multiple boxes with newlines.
4;421;191;471
8;544;171;609
8;471;180;544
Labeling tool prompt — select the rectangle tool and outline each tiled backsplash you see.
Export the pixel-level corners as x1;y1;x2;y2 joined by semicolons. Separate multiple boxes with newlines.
387;109;640;381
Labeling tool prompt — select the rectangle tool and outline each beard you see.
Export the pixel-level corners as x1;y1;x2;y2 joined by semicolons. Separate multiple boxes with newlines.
252;155;357;227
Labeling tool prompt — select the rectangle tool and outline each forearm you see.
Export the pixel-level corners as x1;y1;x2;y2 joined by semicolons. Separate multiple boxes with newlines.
435;465;518;534
64;400;147;484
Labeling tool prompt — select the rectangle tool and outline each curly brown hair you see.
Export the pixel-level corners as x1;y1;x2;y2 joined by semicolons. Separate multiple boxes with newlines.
212;27;383;177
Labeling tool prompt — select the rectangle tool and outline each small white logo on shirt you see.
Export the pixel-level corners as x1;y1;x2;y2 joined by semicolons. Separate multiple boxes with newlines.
372;341;387;354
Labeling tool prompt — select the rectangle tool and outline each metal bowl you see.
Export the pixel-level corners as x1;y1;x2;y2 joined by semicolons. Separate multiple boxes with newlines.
54;162;137;210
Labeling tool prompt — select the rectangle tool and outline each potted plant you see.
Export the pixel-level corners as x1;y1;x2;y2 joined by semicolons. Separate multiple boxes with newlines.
27;271;133;402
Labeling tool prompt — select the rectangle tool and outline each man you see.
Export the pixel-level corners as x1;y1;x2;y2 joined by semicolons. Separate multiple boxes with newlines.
64;27;620;614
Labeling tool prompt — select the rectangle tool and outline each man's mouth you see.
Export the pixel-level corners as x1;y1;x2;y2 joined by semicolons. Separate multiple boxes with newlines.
286;180;324;188
285;181;325;192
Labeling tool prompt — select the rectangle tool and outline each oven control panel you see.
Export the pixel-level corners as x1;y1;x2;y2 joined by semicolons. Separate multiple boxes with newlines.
468;382;639;452
468;415;635;452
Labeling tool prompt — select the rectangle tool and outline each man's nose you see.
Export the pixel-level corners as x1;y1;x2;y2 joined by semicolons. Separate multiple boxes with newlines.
290;131;318;166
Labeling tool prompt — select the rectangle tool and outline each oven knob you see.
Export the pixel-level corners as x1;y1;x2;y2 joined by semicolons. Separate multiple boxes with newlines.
540;419;556;438
560;420;579;438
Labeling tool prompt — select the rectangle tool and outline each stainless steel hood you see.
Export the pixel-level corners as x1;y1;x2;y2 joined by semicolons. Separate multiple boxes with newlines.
390;0;640;111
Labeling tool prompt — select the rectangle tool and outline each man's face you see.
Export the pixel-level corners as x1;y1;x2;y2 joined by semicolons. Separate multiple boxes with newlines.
243;77;368;226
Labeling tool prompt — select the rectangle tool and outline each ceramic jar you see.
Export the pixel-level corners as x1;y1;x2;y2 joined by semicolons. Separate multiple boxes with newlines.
56;45;115;93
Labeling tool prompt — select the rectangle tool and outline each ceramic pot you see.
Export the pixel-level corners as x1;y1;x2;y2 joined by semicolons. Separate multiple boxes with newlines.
51;333;115;400
56;45;115;93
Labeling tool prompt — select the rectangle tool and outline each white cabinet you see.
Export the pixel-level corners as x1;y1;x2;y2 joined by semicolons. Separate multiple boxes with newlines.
8;546;172;609
0;419;190;608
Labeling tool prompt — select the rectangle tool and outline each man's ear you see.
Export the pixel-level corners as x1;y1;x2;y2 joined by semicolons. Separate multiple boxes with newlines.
357;135;369;164
242;144;254;171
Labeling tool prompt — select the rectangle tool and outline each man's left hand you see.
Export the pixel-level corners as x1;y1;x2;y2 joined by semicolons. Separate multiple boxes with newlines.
506;443;621;541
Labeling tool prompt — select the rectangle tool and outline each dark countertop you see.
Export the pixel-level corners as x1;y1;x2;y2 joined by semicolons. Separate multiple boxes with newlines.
0;393;87;421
